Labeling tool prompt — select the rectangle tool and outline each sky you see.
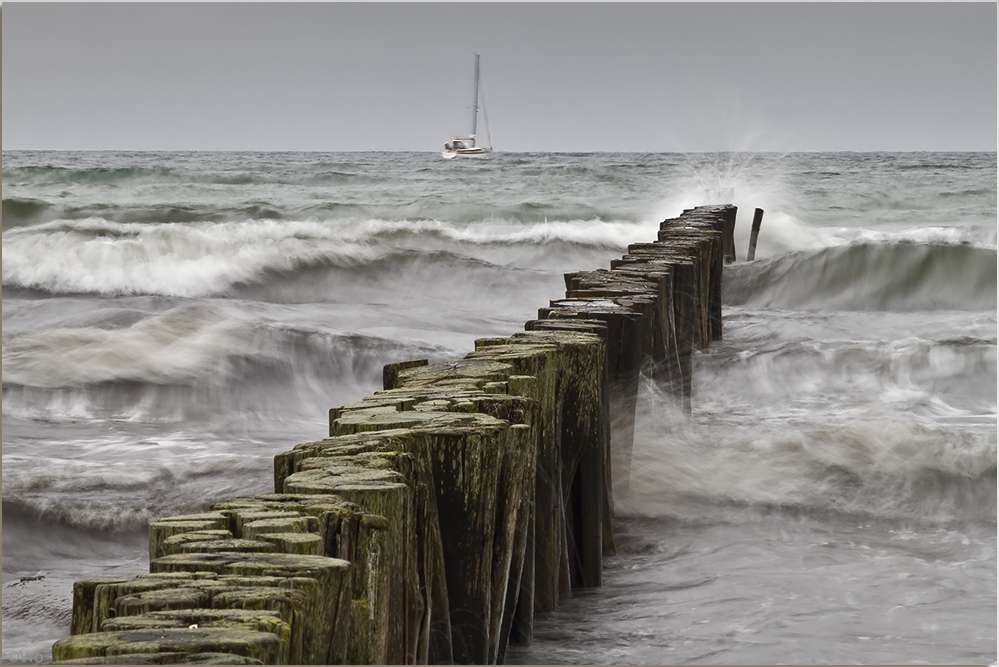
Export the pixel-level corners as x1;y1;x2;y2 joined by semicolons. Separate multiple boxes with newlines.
2;2;996;152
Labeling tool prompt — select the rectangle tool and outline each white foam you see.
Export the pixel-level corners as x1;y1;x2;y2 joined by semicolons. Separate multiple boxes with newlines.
647;154;844;259
825;224;998;249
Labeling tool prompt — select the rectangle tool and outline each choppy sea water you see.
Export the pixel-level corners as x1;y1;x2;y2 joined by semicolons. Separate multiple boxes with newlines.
2;151;996;664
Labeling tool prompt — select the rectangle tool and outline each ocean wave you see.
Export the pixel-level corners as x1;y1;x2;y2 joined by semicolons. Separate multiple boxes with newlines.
1;304;446;421
2;455;270;533
2;303;259;387
1;218;387;296
2;164;191;188
1;302;434;388
694;333;997;425
3;200;292;227
1;163;390;188
725;241;997;312
1;217;648;296
2;494;163;535
2;197;55;227
620;406;997;525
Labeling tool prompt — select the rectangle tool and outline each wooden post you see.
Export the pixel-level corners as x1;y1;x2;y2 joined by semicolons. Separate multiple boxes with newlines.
747;208;764;261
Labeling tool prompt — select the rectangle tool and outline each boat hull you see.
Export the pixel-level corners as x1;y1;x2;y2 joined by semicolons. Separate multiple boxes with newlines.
442;148;492;160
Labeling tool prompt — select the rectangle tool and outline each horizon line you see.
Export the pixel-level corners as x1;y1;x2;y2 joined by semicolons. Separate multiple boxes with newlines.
3;148;997;154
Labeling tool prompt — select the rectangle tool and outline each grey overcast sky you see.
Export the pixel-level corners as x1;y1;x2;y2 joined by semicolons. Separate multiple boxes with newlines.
2;2;996;152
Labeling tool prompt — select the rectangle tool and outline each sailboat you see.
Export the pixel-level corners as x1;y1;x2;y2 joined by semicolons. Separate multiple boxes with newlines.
442;54;492;159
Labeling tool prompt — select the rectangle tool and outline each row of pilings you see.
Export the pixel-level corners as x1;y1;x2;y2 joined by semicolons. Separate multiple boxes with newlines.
52;204;737;665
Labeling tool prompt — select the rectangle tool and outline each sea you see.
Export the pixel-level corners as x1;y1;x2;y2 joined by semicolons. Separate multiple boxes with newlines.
2;151;996;665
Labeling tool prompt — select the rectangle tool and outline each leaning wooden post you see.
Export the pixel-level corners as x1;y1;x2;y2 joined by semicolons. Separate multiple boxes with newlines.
747;208;764;261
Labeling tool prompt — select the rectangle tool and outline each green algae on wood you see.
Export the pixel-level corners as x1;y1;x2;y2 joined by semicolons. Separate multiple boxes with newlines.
149;553;350;665
240;517;311;540
51;628;282;664
278;430;449;664
223;511;305;538
51;651;266;665
72;578;134;635
253;532;323;556
382;359;429;391
488;422;538;665
281;464;414;665
91;576;203;637
178;540;276;555
149;520;229;561
468;331;607;608
114;587;209;617
276;411;535;664
98;609;292;664
209;588;307;665
161;531;234;558
212;494;362;559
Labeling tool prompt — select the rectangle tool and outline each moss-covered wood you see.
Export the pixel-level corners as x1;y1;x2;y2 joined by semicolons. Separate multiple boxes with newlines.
161;531;234;557
211;494;363;560
383;359;430;391
281;462;415;664
71;578;135;635
149;553;350;665
93;611;292;664
276;430;446;664
171;539;274;555
149;520;229;561
248;532;322;556
91;575;205;637
51;628;283;664
465;331;607;611
114;587;209;617
279;399;544;664
52;651;265;664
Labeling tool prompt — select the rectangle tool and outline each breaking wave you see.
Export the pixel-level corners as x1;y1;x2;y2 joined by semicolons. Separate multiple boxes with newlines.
1;302;447;421
725;241;997;312
1;217;652;297
622;398;997;525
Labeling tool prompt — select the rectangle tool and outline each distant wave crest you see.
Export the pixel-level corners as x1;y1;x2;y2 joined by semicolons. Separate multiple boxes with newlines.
725;241;998;312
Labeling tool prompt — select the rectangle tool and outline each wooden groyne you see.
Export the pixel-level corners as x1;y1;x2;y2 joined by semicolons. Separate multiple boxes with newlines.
51;205;737;665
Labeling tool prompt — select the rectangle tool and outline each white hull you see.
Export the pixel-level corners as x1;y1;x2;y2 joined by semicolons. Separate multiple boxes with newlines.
441;148;492;160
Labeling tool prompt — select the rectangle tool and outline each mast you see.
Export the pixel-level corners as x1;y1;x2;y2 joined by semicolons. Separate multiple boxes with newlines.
471;53;480;137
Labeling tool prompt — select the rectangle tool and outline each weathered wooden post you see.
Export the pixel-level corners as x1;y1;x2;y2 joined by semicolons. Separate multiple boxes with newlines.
747;207;764;261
